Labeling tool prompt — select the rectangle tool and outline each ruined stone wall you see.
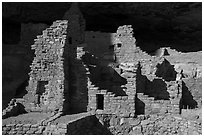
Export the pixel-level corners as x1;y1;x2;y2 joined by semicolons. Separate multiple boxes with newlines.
2;115;110;135
113;25;138;63
23;20;69;112
136;78;182;115
136;60;182;115
87;87;135;117
2;113;202;135
2;119;73;135
61;3;88;113
174;63;202;78
85;25;183;117
96;114;202;135
87;62;137;117
182;78;202;108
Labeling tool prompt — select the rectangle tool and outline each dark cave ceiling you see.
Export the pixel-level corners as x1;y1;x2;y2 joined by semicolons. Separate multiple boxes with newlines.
2;2;202;52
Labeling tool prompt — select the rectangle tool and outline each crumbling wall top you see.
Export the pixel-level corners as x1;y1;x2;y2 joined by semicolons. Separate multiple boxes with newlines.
115;25;136;44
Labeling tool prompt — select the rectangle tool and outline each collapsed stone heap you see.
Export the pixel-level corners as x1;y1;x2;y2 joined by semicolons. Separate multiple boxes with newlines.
23;20;69;112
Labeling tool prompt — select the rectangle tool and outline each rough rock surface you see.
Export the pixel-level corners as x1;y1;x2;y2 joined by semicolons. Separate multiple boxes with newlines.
3;2;202;52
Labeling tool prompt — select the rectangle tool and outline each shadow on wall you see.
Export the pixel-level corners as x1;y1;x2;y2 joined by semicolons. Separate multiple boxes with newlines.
68;58;88;114
149;79;169;100
179;81;198;110
82;52;127;96
136;62;147;94
2;102;27;119
67;27;115;113
135;62;170;115
155;58;177;82
137;62;170;100
82;32;128;96
2;78;29;110
14;79;29;98
135;95;145;115
66;115;112;135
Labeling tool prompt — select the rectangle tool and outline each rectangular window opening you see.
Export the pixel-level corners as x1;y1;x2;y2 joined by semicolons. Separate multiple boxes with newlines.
36;81;48;104
96;94;104;110
117;43;122;48
37;81;48;95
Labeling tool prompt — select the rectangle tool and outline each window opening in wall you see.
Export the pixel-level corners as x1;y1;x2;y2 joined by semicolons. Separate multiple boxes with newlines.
68;37;72;44
96;94;104;110
36;81;48;104
42;50;46;53
117;43;122;48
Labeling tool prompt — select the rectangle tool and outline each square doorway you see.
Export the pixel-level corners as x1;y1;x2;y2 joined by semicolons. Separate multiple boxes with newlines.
96;94;104;110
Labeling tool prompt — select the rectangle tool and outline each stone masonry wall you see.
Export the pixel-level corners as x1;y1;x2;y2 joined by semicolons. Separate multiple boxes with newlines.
2;113;202;135
87;62;137;117
22;20;69;113
2;119;71;135
2;114;110;135
114;25;138;63
96;114;202;135
136;78;182;115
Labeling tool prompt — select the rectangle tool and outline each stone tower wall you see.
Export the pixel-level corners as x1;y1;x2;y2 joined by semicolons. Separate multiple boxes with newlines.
24;20;69;112
114;25;138;63
62;3;88;113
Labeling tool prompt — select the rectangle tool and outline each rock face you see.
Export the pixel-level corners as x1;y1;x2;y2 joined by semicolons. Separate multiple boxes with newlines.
96;114;202;135
2;2;202;52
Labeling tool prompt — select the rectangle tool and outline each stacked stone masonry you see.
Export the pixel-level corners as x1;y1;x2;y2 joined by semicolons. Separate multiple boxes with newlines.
18;23;183;116
22;20;69;113
2;3;201;135
2;114;201;135
86;26;141;117
4;22;184;117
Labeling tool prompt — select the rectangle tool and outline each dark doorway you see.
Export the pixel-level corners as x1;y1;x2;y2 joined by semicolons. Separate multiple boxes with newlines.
96;94;104;110
36;81;48;104
37;81;48;94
